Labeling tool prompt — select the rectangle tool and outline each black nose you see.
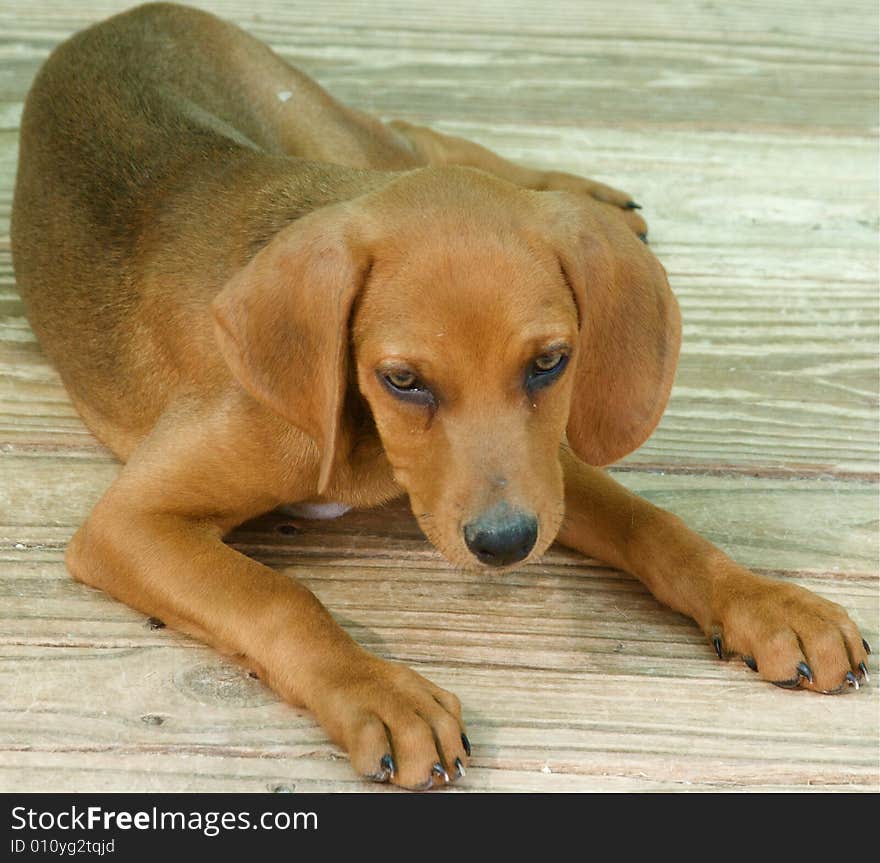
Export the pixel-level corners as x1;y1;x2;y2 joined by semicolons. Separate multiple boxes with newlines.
463;504;538;567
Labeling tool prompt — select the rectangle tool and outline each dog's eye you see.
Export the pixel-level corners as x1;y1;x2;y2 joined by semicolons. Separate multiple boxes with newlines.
534;352;564;372
379;368;436;407
526;350;569;391
385;370;418;390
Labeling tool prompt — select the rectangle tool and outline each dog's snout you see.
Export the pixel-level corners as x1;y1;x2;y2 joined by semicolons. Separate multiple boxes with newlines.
463;504;538;567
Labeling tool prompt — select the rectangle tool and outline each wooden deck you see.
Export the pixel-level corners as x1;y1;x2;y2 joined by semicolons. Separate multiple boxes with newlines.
0;0;877;792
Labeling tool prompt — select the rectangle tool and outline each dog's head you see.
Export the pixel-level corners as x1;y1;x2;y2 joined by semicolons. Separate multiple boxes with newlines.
213;167;680;569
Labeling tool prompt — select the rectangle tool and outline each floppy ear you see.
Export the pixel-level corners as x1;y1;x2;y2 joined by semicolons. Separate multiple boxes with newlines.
543;195;681;465
211;205;371;492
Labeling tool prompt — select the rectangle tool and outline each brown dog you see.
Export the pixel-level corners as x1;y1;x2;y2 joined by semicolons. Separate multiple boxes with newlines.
11;2;869;789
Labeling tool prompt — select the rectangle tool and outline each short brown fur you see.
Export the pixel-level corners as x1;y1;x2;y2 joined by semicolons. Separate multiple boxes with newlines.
12;3;869;789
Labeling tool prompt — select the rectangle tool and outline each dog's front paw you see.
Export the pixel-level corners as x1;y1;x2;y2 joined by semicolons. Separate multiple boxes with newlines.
308;653;469;790
539;170;649;240
709;569;870;693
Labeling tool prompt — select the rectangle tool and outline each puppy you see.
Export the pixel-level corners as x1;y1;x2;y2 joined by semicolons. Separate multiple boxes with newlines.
11;2;869;790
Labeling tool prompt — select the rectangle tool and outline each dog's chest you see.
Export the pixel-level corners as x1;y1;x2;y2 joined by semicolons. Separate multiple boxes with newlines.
279;501;352;520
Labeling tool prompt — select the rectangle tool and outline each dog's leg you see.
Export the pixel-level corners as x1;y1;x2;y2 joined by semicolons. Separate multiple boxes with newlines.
388;119;647;235
556;446;870;693
66;419;468;789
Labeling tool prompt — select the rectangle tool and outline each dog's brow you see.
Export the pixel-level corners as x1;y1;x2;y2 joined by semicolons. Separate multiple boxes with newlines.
518;327;576;348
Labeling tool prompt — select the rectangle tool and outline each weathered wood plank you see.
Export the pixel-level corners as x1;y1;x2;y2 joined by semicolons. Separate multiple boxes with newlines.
2;532;876;653
1;455;878;573
0;0;876;133
1;647;876;792
4;750;870;793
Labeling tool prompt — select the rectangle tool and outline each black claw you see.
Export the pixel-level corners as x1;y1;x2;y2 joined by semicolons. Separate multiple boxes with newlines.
366;762;390;783
845;671;860;690
743;655;758;672
858;661;869;683
796;661;813;684
712;635;724;660
863;638;872;655
461;733;471;757
432;762;450;783
147;617;165;630
638;232;649;244
454;757;466;779
625;200;642;210
380;753;395;780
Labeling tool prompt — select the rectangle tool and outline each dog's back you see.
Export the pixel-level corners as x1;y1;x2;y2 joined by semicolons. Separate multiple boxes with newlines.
11;3;411;455
13;5;251;445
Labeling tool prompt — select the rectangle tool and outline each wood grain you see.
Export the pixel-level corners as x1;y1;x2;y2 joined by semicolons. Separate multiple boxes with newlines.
0;0;876;793
0;1;876;132
2;639;877;792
